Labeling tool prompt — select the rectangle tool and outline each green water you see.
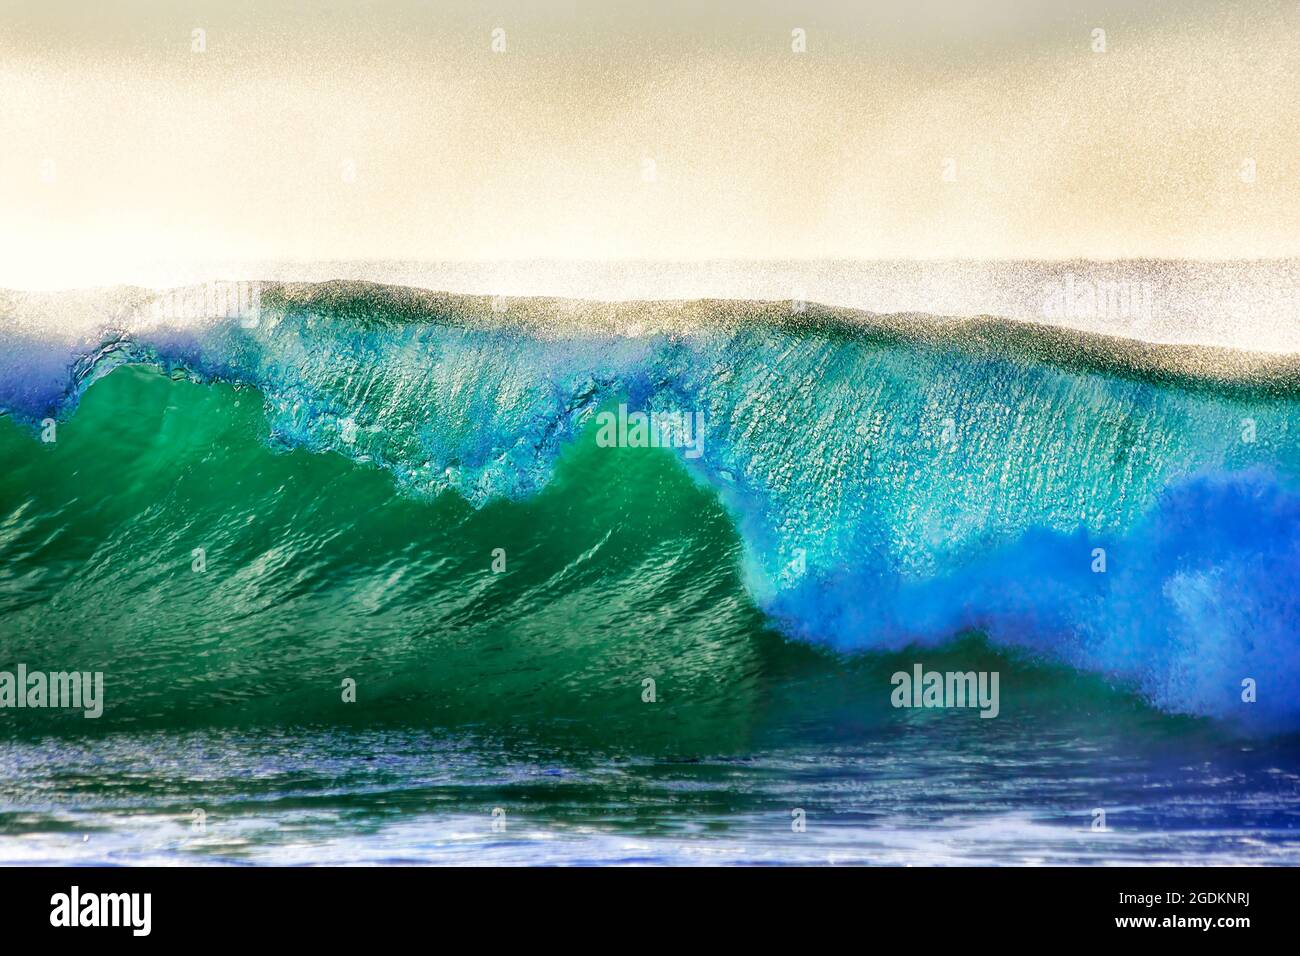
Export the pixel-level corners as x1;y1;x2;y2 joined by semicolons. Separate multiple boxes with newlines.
0;363;1155;747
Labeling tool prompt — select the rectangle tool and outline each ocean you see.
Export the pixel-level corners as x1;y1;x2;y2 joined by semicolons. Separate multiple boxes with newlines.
2;265;1299;864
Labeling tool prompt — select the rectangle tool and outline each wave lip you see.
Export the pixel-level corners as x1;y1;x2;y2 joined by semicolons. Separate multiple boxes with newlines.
10;256;1300;350
5;279;1300;422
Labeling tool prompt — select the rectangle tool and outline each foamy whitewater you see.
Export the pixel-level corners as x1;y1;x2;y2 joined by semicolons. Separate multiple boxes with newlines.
2;261;1299;864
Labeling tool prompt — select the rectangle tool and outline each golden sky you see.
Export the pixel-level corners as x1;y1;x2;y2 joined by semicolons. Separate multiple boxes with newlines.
2;1;1298;287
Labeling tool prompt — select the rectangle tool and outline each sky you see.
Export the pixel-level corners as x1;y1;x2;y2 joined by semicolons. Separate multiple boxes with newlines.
2;0;1299;288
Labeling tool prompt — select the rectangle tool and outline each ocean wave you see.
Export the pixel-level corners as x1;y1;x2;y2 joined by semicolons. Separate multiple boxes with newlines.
2;280;1299;732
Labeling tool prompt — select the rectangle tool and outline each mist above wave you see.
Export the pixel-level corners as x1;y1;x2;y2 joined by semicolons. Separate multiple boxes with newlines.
6;256;1300;351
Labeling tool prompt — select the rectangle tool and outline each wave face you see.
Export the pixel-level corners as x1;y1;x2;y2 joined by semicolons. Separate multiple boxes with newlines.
2;282;1300;735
